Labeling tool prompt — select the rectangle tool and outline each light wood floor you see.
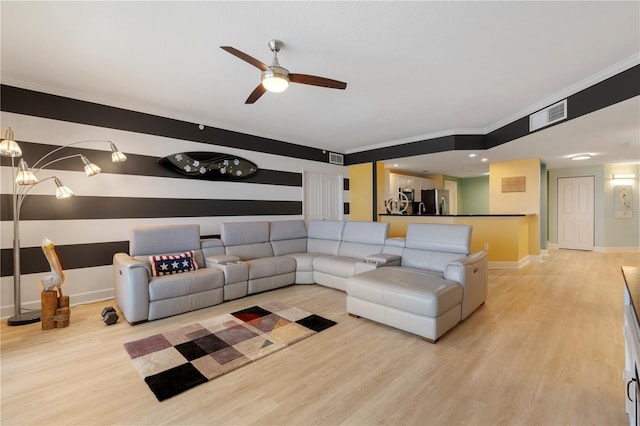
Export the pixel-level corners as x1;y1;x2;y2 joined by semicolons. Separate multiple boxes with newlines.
1;249;638;426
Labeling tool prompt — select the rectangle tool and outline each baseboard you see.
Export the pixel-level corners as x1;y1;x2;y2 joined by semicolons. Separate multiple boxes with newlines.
594;246;640;253
547;243;638;253
1;288;114;320
489;257;531;270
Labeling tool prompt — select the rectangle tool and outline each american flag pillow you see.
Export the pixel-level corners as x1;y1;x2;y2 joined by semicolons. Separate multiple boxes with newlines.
150;250;198;277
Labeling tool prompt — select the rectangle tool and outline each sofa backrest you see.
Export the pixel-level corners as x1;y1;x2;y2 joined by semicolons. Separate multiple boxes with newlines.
306;220;345;255
220;221;274;260
269;220;308;256
382;237;405;256
129;224;206;267
337;221;389;258
400;223;472;272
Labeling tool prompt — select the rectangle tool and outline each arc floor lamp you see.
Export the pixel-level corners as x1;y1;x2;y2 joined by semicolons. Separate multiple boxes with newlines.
0;127;127;326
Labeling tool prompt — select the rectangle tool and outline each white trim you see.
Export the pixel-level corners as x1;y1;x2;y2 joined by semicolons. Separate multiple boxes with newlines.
488;256;531;270
594;246;640;253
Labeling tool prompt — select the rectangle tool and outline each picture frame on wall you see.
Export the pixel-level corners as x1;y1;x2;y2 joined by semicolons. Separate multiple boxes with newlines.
614;185;633;219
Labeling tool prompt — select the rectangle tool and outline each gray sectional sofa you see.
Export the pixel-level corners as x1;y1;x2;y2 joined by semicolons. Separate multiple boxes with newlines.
113;219;488;342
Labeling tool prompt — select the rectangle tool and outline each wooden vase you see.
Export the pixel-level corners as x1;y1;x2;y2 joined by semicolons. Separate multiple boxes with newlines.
41;290;59;330
40;290;71;330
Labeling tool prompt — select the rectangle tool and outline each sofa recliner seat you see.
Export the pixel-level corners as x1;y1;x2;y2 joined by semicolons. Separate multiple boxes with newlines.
218;221;297;294
346;223;488;342
113;224;225;323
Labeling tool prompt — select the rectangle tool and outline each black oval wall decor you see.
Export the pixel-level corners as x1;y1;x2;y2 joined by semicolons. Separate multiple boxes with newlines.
159;152;258;180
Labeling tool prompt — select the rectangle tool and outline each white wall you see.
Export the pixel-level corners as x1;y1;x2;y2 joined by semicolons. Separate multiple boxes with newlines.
1;109;348;318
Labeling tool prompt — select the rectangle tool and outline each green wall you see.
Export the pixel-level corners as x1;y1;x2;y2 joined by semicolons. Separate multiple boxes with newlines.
459;176;489;215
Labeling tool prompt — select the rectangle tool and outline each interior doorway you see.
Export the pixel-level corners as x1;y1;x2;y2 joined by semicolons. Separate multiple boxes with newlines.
303;170;343;222
557;176;594;250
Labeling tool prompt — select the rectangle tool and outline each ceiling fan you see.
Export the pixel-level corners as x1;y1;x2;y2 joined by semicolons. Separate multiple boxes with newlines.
220;40;347;104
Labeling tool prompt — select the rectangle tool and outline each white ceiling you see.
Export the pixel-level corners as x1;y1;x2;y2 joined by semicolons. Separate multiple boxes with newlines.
1;1;639;177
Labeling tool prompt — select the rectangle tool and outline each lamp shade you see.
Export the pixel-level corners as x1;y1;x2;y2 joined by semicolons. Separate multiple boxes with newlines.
81;155;101;176
54;177;74;199
0;127;22;157
110;142;127;162
15;159;38;185
261;66;289;93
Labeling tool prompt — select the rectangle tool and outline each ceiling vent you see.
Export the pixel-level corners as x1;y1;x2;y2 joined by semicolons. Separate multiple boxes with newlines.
529;99;567;132
329;152;344;165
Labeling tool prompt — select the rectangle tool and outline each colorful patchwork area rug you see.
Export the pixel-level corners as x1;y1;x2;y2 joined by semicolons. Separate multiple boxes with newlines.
124;301;336;401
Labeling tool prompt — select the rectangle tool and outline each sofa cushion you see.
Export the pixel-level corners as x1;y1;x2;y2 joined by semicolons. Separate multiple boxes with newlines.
225;242;274;260
306;220;345;256
270;220;308;255
400;249;464;274
282;252;315;273
247;256;296;280
148;268;224;302
130;224;201;256
347;266;463;318
342;221;388;245
313;255;361;278
405;223;471;254
149;250;198;276
220;221;269;246
307;220;345;240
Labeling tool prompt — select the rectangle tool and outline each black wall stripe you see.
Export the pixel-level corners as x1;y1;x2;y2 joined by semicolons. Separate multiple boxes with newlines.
1;85;331;163
486;64;640;148
1;195;301;221
346;134;485;165
349;64;640;162
1;241;129;277
0;141;303;186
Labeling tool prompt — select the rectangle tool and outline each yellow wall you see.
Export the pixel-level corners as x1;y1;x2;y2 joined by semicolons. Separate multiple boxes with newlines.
490;158;540;214
380;214;534;265
348;163;373;221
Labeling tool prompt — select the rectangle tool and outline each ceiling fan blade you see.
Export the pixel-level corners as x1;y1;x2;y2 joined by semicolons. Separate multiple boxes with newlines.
245;84;267;104
220;46;269;71
289;73;347;90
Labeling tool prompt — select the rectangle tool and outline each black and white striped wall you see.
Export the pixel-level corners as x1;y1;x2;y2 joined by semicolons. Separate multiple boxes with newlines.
0;86;349;317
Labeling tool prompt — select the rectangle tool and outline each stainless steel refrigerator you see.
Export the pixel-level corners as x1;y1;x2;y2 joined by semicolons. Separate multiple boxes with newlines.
420;189;449;215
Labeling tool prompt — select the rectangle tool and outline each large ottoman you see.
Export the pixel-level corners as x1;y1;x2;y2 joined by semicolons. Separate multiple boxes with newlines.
346;266;463;342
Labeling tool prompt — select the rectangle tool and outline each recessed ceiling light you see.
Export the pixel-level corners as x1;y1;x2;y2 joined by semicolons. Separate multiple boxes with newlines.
393;164;399;167
571;154;592;161
481;158;488;162
469;153;477;158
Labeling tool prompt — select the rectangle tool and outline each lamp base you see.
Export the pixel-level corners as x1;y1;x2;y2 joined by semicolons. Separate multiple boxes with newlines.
7;309;41;326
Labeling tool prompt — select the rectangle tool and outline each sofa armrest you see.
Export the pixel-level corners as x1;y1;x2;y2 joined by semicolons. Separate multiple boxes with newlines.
364;253;401;266
112;253;151;323
205;255;241;266
354;254;402;274
444;251;488;320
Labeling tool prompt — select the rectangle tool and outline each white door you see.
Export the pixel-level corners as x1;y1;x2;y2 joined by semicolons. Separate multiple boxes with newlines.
303;171;343;222
444;180;458;215
558;176;594;250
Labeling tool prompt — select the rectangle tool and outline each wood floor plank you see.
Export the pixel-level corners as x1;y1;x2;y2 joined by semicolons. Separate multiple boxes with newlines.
1;249;638;425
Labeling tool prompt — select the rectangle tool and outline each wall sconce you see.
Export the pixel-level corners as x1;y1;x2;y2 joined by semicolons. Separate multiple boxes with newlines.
0;126;127;326
612;173;637;179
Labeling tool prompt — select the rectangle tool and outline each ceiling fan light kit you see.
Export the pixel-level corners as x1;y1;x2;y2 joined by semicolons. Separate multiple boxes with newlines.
221;39;347;104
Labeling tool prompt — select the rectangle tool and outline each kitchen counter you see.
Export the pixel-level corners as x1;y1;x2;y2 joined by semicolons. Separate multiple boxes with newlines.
379;214;527;217
624;266;640;322
379;213;539;268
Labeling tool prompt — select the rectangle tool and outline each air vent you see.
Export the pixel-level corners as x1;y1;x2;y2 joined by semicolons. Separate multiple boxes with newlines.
329;152;344;165
529;99;567;132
